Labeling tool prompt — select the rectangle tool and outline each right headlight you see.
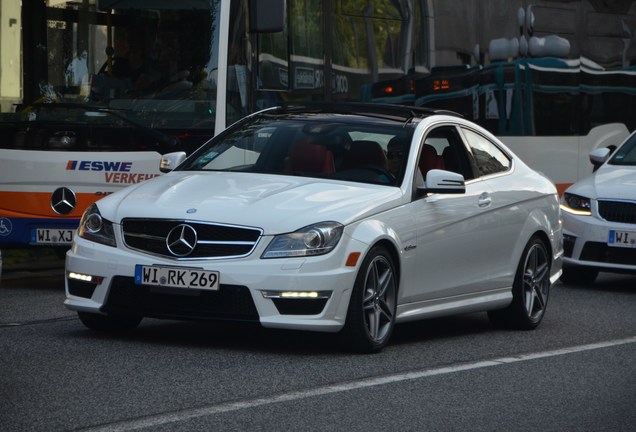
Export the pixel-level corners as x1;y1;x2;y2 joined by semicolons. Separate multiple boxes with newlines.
262;222;344;259
77;203;116;247
560;193;592;216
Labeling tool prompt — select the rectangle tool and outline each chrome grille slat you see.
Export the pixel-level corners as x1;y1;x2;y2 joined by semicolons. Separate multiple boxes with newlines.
197;240;256;245
124;232;166;241
121;218;262;259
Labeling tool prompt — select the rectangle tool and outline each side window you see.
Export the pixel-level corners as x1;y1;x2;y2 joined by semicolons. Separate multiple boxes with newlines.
418;125;475;183
461;128;510;177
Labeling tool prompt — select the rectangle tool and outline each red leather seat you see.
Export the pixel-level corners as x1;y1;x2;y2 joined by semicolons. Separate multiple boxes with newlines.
288;139;335;173
418;144;444;177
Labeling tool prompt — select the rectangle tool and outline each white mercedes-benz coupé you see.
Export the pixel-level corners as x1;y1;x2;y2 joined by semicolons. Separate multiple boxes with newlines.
65;104;562;352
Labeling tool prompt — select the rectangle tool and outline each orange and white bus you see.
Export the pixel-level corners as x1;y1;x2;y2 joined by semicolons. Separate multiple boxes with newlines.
1;0;635;271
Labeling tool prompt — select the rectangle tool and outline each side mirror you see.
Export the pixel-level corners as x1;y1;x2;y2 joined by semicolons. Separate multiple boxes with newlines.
589;147;610;172
420;169;466;195
160;152;186;173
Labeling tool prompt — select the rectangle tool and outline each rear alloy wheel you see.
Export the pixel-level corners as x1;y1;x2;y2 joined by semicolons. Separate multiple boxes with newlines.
78;311;142;332
342;246;397;353
488;237;550;330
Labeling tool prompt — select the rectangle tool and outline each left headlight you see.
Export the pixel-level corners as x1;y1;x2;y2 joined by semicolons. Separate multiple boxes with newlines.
560;193;592;216
262;222;344;259
78;203;117;247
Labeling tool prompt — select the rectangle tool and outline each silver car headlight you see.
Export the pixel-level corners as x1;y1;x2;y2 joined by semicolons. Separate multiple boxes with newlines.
560;193;592;216
262;222;344;258
78;203;116;247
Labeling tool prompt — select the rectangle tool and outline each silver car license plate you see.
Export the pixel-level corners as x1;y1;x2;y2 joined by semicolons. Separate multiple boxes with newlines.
134;265;220;290
608;230;636;248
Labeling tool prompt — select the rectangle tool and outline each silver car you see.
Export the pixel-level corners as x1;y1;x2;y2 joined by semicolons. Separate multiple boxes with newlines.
560;131;636;284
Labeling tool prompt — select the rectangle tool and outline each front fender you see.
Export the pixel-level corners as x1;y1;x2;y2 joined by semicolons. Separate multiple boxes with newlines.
513;195;563;282
344;209;415;287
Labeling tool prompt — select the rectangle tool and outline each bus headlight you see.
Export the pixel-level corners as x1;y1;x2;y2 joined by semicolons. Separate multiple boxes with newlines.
78;204;116;247
262;222;343;258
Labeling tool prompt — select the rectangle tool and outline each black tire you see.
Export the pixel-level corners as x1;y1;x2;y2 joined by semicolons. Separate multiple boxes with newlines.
560;265;598;285
488;237;551;330
78;311;142;332
341;246;397;353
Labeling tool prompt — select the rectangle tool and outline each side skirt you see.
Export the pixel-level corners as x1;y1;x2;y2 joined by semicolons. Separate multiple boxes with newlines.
395;288;512;323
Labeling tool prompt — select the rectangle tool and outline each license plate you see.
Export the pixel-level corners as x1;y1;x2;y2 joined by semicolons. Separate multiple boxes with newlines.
608;230;636;248
31;228;74;244
134;265;220;290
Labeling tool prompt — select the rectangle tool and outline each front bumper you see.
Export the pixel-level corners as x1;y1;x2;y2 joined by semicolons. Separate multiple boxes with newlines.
64;235;363;332
562;211;636;272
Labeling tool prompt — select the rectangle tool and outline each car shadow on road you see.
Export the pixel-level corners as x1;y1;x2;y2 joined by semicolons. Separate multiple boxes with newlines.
390;312;495;346
64;311;500;355
66;318;349;355
558;273;636;294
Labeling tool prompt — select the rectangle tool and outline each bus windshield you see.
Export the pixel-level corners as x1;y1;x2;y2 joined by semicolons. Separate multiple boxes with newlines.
10;0;228;151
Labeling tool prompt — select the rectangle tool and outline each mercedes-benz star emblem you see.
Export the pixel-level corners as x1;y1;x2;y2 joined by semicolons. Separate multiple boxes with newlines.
166;224;198;257
50;187;77;215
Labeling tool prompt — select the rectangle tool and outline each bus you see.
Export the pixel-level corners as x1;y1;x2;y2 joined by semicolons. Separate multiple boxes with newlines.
1;0;635;268
412;56;636;194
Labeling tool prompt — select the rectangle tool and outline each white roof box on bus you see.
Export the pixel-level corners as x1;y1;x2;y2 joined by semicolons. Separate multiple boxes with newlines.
529;35;571;58
489;38;520;61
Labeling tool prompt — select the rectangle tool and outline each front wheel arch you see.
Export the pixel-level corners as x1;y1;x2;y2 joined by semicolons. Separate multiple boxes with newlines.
341;244;398;353
370;239;401;291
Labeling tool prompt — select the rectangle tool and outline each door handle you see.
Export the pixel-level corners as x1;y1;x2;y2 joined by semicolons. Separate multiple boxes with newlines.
478;192;492;208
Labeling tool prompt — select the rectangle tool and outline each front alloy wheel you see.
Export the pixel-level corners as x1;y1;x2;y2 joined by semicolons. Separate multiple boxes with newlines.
489;237;551;329
342;246;397;353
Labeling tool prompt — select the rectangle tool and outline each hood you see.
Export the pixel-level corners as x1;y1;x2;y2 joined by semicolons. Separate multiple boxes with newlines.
97;171;404;234
567;164;636;201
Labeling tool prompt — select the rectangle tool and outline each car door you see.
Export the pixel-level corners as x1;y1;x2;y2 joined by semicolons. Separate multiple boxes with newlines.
459;125;521;288
401;124;502;304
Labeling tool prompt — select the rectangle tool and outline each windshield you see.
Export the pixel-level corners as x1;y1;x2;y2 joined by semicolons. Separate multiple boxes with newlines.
3;0;231;150
180;114;415;186
609;133;636;166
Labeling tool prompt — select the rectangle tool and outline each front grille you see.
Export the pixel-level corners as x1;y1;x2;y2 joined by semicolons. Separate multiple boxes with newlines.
103;276;259;322
598;200;636;224
580;241;636;266
122;219;262;259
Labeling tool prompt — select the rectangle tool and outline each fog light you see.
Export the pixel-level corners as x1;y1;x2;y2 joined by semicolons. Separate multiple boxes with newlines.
261;290;332;315
261;290;331;299
282;291;318;298
67;272;103;284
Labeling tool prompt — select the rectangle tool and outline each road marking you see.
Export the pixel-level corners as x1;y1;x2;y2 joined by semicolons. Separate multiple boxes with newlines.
0;316;76;328
81;336;636;432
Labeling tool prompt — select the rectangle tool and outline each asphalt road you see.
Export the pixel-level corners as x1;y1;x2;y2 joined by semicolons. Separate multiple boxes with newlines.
1;265;635;431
